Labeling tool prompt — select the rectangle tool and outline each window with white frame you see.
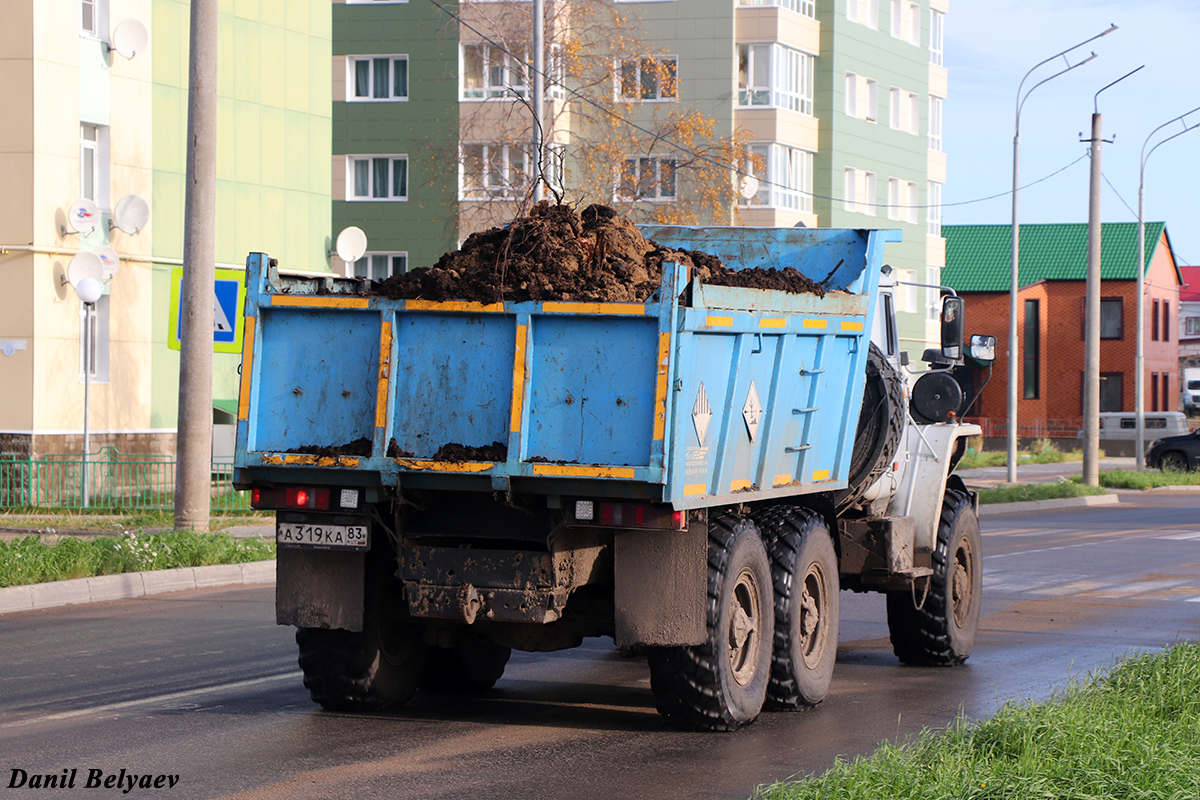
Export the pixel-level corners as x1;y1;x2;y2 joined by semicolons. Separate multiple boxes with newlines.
617;156;677;202
889;0;919;43
926;266;941;321
847;0;878;28
460;143;531;200
462;43;527;100
898;269;917;314
348;56;408;101
845;72;878;122
886;177;900;221
80;123;108;206
927;180;942;236
904;180;918;224
843;167;876;215
889;177;918;223
1185;316;1200;336
351;252;408;280
743;143;813;212
930;9;945;66
616;56;677;101
928;95;943;151
890;88;918;134
347;156;408;201
737;0;815;17
81;0;107;37
738;43;814;115
79;295;110;383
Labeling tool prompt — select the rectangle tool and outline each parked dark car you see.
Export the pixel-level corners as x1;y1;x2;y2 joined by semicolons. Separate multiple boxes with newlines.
1147;430;1200;471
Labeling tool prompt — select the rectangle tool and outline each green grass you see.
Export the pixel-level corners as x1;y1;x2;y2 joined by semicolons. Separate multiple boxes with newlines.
976;481;1108;505
0;531;276;588
1095;469;1200;490
0;509;270;534
756;643;1200;800
958;439;1087;470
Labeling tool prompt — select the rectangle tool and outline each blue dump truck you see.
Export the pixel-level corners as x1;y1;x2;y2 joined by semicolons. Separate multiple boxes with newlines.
233;225;995;731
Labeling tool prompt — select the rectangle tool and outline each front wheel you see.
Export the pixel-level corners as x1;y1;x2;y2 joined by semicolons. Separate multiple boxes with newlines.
1159;451;1189;472
886;488;982;666
647;513;774;731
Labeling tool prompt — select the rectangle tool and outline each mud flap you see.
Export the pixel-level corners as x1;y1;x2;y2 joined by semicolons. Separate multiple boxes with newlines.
276;547;366;632
613;526;707;647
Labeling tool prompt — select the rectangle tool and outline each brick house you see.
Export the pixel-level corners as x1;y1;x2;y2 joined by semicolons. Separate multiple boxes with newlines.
942;222;1182;436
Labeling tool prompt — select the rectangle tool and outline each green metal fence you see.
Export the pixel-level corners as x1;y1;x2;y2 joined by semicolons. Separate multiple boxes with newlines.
0;448;251;513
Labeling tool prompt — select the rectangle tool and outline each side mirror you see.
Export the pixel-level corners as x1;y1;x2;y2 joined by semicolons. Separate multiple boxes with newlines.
967;334;996;365
940;296;964;361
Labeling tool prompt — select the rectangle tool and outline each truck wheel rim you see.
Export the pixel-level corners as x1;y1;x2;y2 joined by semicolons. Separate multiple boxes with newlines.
951;539;974;628
799;564;827;668
728;568;762;686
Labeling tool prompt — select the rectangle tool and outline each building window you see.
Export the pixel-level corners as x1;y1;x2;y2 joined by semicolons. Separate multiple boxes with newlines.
460;143;530;200
462;44;527;100
78;295;110;384
1098;372;1123;413
1186;316;1200;336
616;57;677;102
743;144;813;212
1164;301;1171;342
844;73;877;122
1024;299;1040;399
927;181;942;236
890;0;920;44
351;252;408;280
737;0;815;16
930;9;945;66
81;0;108;37
738;44;815;115
347;156;408;201
1163;373;1170;411
929;95;943;151
887;178;916;223
80;123;109;207
926;267;941;322
1101;297;1123;339
1153;300;1160;341
897;269;917;314
843;167;876;215
349;56;408;101
617;156;677;202
847;0;878;28
889;88;919;134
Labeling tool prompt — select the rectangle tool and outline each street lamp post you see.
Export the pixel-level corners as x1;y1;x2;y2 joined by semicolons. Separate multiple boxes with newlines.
1007;24;1115;484
1136;108;1200;469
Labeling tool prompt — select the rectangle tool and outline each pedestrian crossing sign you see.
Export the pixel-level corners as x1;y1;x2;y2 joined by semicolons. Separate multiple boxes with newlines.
168;267;247;354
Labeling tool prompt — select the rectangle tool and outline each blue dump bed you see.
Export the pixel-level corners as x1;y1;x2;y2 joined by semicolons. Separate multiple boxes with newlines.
234;227;897;510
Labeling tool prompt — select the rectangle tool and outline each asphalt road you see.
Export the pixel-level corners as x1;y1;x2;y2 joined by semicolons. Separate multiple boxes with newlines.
2;493;1198;800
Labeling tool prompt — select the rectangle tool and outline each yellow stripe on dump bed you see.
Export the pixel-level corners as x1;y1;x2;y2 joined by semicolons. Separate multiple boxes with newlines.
375;321;393;429
773;473;794;488
841;320;864;331
812;469;831;481
541;302;645;315
653;332;670;441
730;479;752;491
405;300;505;313
270;296;369;309
531;464;637;479
802;319;828;329
684;483;708;496
393;459;494;473
237;317;256;421
260;454;361;468
510;324;528;433
759;318;786;328
705;316;733;327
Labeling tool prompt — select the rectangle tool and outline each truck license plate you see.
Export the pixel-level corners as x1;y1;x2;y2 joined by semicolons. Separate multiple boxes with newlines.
276;523;368;550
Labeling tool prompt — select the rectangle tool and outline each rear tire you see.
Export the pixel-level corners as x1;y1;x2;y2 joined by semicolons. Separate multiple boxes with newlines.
647;513;774;731
421;631;511;692
756;507;839;710
296;553;428;711
886;488;981;666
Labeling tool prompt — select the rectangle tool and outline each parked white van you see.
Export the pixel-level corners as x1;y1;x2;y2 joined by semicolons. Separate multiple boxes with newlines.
1077;412;1190;454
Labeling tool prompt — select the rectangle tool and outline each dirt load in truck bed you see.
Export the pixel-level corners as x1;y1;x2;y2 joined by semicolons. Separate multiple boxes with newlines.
371;202;826;304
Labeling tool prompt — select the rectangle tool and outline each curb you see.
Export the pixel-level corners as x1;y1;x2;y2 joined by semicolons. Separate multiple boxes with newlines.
978;493;1120;516
0;560;275;616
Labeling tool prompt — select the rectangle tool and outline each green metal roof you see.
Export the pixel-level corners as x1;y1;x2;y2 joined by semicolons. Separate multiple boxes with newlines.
942;222;1170;293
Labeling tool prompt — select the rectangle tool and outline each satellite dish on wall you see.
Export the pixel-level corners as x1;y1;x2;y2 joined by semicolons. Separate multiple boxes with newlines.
68;199;101;235
67;251;104;287
335;227;368;264
739;175;760;201
113;193;150;234
111;18;149;60
95;246;121;281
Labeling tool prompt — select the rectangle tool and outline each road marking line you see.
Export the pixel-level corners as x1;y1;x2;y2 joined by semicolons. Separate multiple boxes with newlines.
1157;531;1200;541
0;671;301;730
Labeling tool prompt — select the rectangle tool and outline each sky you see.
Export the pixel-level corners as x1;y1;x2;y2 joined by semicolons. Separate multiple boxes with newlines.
942;0;1200;267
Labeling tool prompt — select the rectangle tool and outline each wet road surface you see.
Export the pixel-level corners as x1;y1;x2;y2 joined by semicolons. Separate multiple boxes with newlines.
1;492;1198;799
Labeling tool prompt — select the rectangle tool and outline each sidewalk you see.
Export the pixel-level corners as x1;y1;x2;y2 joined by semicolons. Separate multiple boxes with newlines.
957;456;1136;490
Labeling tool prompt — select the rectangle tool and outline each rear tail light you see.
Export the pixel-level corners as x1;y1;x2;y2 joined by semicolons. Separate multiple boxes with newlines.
572;501;686;530
251;486;332;510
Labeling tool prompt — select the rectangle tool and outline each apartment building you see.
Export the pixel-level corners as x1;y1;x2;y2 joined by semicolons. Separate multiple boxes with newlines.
331;0;947;349
0;0;331;458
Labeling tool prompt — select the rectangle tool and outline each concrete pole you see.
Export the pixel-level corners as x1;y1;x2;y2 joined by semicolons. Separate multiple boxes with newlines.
1082;112;1103;486
532;0;545;202
175;0;218;531
1136;179;1146;470
1007;131;1020;483
83;302;92;509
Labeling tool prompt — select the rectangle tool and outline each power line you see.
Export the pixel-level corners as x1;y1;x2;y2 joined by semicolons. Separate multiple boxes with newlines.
427;0;1090;213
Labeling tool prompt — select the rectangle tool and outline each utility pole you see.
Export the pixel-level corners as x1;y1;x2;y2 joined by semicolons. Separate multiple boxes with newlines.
175;0;218;531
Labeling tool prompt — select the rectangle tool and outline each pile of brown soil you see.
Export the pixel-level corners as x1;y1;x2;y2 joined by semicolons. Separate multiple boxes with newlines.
371;202;825;303
287;437;373;458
